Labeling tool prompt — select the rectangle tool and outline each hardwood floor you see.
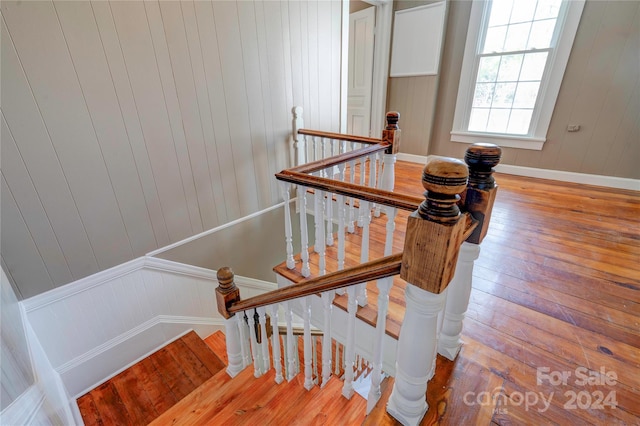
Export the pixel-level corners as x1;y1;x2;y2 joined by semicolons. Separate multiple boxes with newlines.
364;161;640;425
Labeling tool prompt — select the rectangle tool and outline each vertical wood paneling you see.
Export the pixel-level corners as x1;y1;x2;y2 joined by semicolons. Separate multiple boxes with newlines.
306;1;320;131
53;1;157;258
2;1;133;269
254;1;280;205
263;1;294;190
90;1;171;248
553;1;638;172
2;0;343;299
0;176;54;298
193;1;241;222
180;1;227;225
237;1;273;210
317;2;333;132
109;1;193;242
143;1;204;236
211;1;260;217
1;13;100;282
1;116;73;286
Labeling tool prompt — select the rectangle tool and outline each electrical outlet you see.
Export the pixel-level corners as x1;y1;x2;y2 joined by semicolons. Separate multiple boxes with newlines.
567;125;581;132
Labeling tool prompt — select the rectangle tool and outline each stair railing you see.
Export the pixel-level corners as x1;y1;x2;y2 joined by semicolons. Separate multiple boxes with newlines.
216;139;501;424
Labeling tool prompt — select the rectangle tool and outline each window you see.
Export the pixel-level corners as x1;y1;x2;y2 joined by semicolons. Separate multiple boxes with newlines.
451;0;584;150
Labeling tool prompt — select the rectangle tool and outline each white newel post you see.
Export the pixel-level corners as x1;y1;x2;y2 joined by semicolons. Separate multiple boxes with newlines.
438;242;481;360
293;106;305;166
223;314;243;377
386;286;446;425
215;267;245;377
388;156;471;425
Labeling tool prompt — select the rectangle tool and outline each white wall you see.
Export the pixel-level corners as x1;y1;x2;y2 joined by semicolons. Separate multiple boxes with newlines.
1;267;79;426
1;0;343;299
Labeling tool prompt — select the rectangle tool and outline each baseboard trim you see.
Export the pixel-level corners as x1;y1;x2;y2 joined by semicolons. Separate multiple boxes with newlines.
397;153;639;191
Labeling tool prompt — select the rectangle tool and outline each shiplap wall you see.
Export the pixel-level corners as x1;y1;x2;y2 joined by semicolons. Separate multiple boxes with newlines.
1;0;342;299
426;0;639;178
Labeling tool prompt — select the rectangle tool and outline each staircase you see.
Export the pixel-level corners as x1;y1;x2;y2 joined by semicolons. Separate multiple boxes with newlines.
79;330;372;425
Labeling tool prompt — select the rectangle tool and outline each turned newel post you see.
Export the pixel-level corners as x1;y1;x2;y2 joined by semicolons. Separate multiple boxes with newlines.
439;143;502;360
387;158;469;426
379;111;400;194
215;267;244;377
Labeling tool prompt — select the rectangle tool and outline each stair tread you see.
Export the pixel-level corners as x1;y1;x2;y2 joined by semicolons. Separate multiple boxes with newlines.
77;330;225;425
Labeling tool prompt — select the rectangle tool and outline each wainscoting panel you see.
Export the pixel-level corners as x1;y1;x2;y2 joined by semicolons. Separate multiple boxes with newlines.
23;257;276;397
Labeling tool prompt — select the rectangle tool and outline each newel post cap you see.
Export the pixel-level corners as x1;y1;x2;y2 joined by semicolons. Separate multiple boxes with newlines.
421;158;469;196
217;266;235;291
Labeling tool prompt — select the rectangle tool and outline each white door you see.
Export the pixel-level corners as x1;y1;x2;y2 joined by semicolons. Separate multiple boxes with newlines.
347;6;375;137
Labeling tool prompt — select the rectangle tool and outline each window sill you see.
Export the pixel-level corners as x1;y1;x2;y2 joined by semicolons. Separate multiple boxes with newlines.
450;131;545;150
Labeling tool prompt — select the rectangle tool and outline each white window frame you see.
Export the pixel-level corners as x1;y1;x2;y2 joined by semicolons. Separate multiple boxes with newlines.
451;0;585;150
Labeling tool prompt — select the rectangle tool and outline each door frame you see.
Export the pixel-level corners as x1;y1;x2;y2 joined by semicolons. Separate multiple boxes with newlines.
340;0;393;137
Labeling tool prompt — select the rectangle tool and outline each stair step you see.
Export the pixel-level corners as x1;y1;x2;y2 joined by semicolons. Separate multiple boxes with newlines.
151;332;368;425
77;330;225;425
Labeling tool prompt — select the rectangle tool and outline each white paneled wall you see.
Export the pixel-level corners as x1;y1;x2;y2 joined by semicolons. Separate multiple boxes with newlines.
0;0;342;299
22;256;276;397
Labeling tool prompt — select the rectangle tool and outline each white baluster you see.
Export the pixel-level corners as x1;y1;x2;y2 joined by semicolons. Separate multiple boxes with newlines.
357;199;371;307
299;186;310;277
380;152;396;193
326;190;334;247
347;145;356;233
366;276;392;413
337;163;347;272
281;182;295;269
258;307;270;373
238;312;251;368
223;314;243;377
334;341;341;376
438;242;481;360
313;172;326;274
248;310;262;377
270;304;284;383
313;337;319;384
368;153;377;214
387;285;446;426
321;291;333;387
342;286;357;399
302;297;314;390
293;106;305;166
374;152;384;217
384;207;397;256
284;301;297;381
358;155;366;227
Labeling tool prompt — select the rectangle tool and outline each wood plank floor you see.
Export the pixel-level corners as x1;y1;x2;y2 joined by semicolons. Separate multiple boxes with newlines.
77;330;225;425
362;161;640;425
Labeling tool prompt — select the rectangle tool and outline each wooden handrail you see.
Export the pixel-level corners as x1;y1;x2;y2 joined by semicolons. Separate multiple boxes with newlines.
298;128;382;145
276;170;422;211
227;254;403;314
288;143;390;174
